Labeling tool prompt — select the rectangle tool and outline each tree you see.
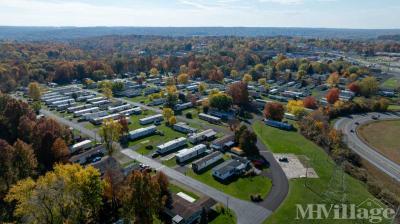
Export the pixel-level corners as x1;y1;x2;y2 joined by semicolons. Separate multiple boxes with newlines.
242;74;252;83
264;102;284;121
149;68;159;76
5;164;104;224
51;138;70;164
327;72;340;87
102;86;113;99
162;108;174;123
198;82;207;94
303;96;318;109
177;73;189;84
31;101;41;114
118;116;129;137
258;78;267;86
168;116;177;126
326;88;340;104
28;82;41;101
348;82;360;95
209;93;233;111
239;129;259;156
287;100;306;118
99;119;122;156
230;69;239;79
359;76;378;97
227;81;249;106
12;139;37;181
121;171;163;224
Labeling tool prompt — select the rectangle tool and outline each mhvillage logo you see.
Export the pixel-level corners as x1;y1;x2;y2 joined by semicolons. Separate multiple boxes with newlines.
296;198;397;223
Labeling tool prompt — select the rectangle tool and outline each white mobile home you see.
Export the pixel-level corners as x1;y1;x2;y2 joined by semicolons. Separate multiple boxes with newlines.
198;113;221;124
87;97;105;103
118;107;142;116
173;122;197;134
81;111;108;122
139;114;163;125
188;129;217;144
108;104;131;114
129;125;157;140
91;113;121;125
174;102;193;111
50;99;75;107
73;107;100;117
192;151;223;173
157;137;187;154
176;144;207;164
70;139;92;154
90;100;110;106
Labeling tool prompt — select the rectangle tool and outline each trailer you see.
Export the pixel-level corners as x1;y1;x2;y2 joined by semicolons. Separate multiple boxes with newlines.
198;113;221;124
173;122;197;134
76;94;96;102
176;144;207;164
139;114;163;125
91;113;121;125
188;129;217;144
70;139;92;154
108;104;131;114
86;97;105;103
44;96;69;104
50;99;75;107
157;137;187;155
67;104;91;113
90;100;110;106
174;102;193;111
129;125;157;140
73;107;100;117
192;151;223;173
80;111;108;122
55;102;76;111
118;107;142;116
265;119;293;131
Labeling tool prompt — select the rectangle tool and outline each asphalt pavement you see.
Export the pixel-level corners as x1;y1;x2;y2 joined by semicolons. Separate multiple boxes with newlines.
334;112;400;182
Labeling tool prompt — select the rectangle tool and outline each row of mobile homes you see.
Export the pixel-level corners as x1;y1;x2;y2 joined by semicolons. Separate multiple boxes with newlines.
56;103;76;111
198;113;221;124
188;129;217;144
176;144;207;164
173;122;197;134
44;96;69;104
174;102;193;111
70;140;92;154
192;151;223;173
129;125;157;140
148;98;166;106
77;94;96;102
67;104;91;113
157;137;187;155
139;114;163;125
73;107;100;117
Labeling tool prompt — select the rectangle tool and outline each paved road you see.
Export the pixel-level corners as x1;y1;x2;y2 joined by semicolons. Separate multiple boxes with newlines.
334;112;400;182
122;149;272;224
248;116;289;211
39;107;273;224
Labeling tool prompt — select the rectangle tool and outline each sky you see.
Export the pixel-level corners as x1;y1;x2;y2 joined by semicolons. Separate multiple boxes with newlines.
0;0;399;29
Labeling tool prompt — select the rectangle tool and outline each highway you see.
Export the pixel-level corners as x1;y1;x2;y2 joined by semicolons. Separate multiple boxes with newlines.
334;112;400;182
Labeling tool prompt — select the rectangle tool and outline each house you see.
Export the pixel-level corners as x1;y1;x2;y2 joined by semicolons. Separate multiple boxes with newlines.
173;122;197;134
157;137;187;155
212;156;250;181
164;195;216;224
188;129;217;144
192;151;223;173
210;135;235;151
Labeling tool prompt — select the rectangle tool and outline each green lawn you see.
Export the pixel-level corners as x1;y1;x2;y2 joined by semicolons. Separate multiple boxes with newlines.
169;183;200;200
162;157;178;167
252;121;391;224
187;168;272;201
388;104;400;111
209;208;236;224
381;77;400;89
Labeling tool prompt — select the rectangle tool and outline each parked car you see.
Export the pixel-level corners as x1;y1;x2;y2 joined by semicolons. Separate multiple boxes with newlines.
151;152;160;158
91;156;102;163
278;157;289;162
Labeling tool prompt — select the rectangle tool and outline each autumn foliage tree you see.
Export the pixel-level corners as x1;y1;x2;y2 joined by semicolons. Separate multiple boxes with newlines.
99;119;122;156
264;102;285;121
227;81;249;106
347;82;360;95
326;88;340;104
209;92;233;111
303;96;318;109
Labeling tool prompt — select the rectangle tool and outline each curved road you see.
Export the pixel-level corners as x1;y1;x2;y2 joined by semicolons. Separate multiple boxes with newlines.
334;112;400;182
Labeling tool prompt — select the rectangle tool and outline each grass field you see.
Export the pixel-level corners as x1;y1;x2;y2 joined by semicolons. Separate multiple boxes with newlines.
162;157;177;167
209;208;236;224
381;77;400;89
358;120;400;164
187;168;272;201
252;121;390;224
388;104;400;111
